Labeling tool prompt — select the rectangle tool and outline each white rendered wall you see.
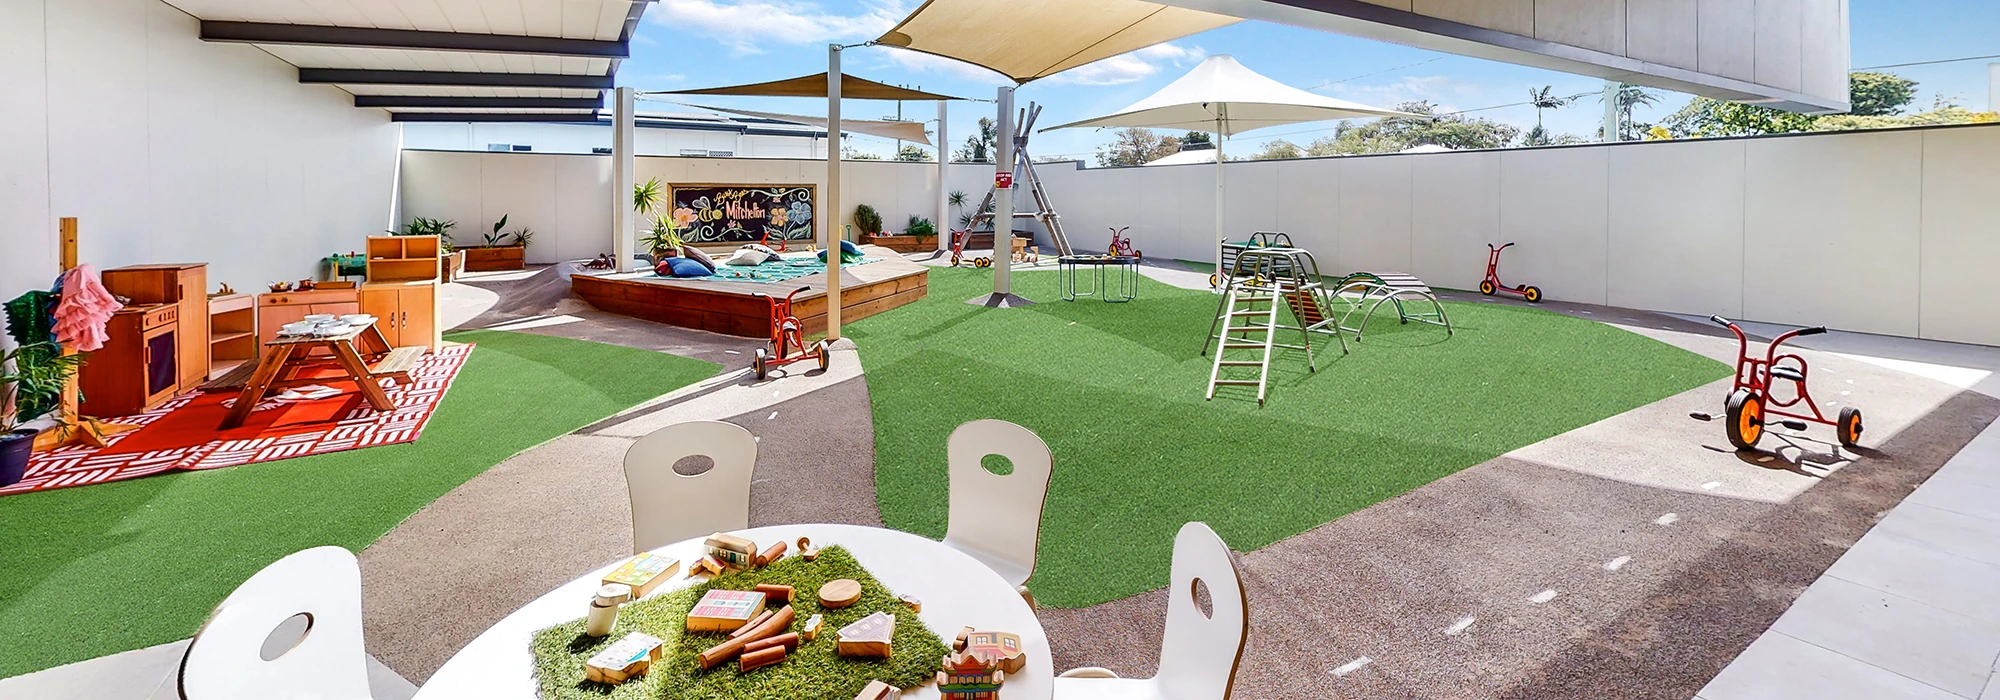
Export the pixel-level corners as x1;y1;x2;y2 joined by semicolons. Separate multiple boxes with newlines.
400;122;828;159
0;0;401;307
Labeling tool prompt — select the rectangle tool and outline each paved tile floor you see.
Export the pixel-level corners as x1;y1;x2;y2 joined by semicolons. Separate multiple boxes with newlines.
1696;326;2000;700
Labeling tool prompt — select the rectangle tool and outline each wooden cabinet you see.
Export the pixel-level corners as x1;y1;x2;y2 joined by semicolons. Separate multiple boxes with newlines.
207;293;257;379
79;304;182;416
359;281;439;350
257;289;361;346
99;263;208;393
367;235;442;283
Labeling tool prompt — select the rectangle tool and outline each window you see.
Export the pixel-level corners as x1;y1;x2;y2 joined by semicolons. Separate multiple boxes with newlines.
486;143;513;152
511;144;532;152
679;148;709;156
707;150;734;157
591;147;612;154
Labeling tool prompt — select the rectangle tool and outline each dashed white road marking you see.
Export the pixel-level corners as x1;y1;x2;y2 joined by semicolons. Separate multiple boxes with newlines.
767;411;778;420
1444;617;1476;636
1604;556;1632;571
1840;390;1851;396
1655;513;1679;526
1530;590;1558;604
1331;657;1372;676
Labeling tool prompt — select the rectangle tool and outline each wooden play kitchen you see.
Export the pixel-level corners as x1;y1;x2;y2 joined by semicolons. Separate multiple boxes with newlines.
80;264;210;416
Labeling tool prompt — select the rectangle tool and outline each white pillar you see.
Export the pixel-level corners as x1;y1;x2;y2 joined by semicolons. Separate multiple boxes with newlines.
1213;114;1226;283
1602;79;1621;143
936;100;949;252
1989;63;2000;112
611;87;636;270
825;45;843;339
993;85;1015;296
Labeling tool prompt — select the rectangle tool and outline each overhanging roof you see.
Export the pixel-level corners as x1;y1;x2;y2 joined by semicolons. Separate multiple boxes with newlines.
650;74;962;101
165;0;652;118
876;0;1239;83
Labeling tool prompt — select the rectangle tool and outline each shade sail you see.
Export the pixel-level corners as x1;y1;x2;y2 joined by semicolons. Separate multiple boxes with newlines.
1042;55;1419;136
876;0;1238;83
648;73;960;101
655;100;933;146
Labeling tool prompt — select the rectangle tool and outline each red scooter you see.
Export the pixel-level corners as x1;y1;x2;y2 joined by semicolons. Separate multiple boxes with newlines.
948;229;992;268
1692;315;1863;451
1479;242;1542;303
752;285;831;380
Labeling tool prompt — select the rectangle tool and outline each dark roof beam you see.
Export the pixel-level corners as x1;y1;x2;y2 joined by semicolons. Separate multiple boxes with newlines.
300;68;614;89
202;21;628;58
391;112;601;123
356;95;604;109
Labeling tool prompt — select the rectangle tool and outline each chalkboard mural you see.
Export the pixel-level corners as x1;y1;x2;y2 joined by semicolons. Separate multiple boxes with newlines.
667;184;816;244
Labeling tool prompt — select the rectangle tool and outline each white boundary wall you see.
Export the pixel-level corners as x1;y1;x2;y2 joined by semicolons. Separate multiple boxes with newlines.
400;124;2000;347
0;0;402;304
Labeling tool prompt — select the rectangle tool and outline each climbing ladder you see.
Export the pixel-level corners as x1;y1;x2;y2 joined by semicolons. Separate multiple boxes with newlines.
1201;247;1348;406
969;103;1074;257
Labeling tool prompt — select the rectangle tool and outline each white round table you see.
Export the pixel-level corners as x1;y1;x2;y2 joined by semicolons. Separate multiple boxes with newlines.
412;524;1053;700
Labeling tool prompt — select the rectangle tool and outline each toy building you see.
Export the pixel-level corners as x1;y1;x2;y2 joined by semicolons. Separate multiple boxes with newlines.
686;589;768;632
965;631;1026;673
836;611;895;658
703;533;758;569
935;650;1005;699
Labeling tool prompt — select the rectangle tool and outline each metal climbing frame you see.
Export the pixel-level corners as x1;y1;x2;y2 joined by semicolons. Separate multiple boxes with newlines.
1201;247;1348;406
1330;272;1453;341
968;103;1075;257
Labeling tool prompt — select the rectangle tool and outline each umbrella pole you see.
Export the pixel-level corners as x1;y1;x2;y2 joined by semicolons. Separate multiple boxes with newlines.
825;44;843;339
1214;112;1225;286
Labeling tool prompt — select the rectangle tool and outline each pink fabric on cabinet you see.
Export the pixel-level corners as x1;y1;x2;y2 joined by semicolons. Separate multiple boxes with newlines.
52;264;121;352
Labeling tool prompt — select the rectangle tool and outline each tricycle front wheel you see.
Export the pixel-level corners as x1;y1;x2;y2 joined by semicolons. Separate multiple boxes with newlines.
1726;389;1764;451
1839;406;1864;448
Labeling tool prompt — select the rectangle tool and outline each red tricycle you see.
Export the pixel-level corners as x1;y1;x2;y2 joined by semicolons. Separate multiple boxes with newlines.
1692;315;1863;451
948;228;992;268
1479;242;1542;303
1107;226;1141;259
752;285;831;380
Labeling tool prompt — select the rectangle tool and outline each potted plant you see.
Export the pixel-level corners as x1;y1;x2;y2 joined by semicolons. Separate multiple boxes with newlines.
640;218;684;260
388;217;464;279
854;204;885;238
462;214;529;272
1;342;81;486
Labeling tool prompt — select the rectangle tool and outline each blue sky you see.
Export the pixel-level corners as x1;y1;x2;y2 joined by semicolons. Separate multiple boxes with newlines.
621;0;2000;161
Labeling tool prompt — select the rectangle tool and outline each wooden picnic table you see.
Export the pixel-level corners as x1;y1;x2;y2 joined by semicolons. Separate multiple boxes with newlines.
215;324;417;430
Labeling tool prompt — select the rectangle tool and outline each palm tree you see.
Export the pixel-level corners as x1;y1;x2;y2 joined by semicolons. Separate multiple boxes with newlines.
1598;83;1661;140
1528;86;1573;135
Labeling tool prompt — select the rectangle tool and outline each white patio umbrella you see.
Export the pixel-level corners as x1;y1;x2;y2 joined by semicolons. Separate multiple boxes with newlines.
1044;55;1418;282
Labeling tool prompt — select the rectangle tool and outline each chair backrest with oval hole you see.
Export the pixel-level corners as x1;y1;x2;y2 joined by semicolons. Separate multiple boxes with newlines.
623;420;758;553
179;546;372;700
1154;522;1248;700
941;419;1053;587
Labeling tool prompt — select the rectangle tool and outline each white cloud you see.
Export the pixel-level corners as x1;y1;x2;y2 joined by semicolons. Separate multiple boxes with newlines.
873;48;1010;85
1044;43;1207;86
651;0;910;54
1321;75;1481;112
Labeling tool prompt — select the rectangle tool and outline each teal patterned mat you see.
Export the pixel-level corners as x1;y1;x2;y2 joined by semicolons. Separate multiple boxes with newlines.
698;256;881;284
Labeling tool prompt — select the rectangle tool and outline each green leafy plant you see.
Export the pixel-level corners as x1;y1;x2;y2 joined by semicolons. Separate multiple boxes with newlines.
640;218;684;257
389;217;458;252
633;177;665;217
483;215;510;247
905;215;936;239
2;342;83;432
853;204;884;236
510;228;534;249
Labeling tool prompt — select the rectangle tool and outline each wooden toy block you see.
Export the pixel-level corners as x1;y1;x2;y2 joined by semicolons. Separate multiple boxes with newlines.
854;680;902;700
600;552;680;598
801;614;824;641
965;631;1026;674
953;627;974;652
937;650;1007;699
797;536;819;561
754;583;794;603
739;645;786;672
755;541;788;566
743;632;799;653
697;605;794;669
836;612;895;658
704;533;758;570
728;610;774;639
687;589;767;633
817;579;863;609
583;631;663;684
898;594;922;613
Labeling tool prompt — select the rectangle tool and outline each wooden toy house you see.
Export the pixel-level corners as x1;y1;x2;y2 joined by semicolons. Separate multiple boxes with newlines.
686;589;768;632
704;533;758;570
935;651;1005;700
836;611;895;658
965;631;1026;674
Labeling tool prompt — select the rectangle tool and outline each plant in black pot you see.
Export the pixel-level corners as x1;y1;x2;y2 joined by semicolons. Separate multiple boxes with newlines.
1;341;81;486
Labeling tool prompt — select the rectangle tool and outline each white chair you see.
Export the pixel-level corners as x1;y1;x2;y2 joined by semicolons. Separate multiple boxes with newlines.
941;419;1053;588
623;420;758;553
1053;522;1249;700
179;546;373;700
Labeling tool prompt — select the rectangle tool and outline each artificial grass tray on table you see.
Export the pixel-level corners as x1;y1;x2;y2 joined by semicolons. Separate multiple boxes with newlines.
531;546;948;700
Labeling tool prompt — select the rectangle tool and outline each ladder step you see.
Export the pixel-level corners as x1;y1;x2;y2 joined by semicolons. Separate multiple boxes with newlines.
1222;343;1264;349
1212;380;1262;386
1218;361;1263;366
1224;327;1270;333
1229;311;1265;317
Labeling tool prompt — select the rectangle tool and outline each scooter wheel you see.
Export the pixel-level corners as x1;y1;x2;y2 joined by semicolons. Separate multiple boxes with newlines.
1209;274;1221;289
1479;280;1497;295
1839;406;1864;448
1523;285;1543;303
816;340;832;373
753;348;770;380
951;254;962;266
976;257;992;268
1725;389;1764;450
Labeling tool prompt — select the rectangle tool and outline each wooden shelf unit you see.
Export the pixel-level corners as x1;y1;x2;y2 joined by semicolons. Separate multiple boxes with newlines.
208;293;256;379
366;235;442;283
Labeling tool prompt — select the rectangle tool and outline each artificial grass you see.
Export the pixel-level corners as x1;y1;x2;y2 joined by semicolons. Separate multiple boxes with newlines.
531;546;947;700
0;330;718;678
850;267;1729;608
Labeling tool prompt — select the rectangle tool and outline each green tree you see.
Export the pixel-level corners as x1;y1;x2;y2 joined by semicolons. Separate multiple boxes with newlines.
1182;131;1212;147
842;145;881;160
1094;127;1184;166
1249;140;1302;160
1664;71;1932;138
1526;86;1577;145
1597;83;1661;140
895;144;933;162
953;117;997;163
1305;101;1519;155
1847;71;1919;116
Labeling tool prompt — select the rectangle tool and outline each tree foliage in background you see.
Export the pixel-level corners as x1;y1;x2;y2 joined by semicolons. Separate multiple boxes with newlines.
1305;101;1520;155
1848;72;1920;116
953;117;997;163
1182;131;1212;146
1250;140;1302;160
842;145;882;160
1598;83;1662;141
1661;72;1983;138
1095;127;1184;166
895;144;932;162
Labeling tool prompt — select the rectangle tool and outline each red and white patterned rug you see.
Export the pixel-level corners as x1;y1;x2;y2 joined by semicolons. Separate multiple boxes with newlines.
2;343;473;496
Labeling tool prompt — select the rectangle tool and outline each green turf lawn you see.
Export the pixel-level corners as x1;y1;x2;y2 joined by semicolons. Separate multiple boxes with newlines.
851;267;1728;608
0;330;718;678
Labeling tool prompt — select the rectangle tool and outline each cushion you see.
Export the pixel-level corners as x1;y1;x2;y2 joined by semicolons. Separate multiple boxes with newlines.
659;256;713;278
679;245;717;271
816;239;863;261
722;248;770;266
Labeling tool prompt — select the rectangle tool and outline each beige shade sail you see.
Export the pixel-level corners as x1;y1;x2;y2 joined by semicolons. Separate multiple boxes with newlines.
876;0;1238;83
649;100;934;146
647;73;961;101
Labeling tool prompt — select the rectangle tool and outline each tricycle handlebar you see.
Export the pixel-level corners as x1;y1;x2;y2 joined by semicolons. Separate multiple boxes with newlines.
1709;314;1731;327
1797;326;1828;336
